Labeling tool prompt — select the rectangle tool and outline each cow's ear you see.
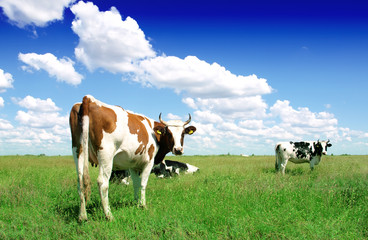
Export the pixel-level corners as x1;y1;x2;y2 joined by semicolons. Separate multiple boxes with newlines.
154;126;165;135
185;126;196;135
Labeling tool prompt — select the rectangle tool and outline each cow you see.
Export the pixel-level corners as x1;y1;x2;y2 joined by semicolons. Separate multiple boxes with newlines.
151;160;200;178
275;140;332;174
110;170;130;185
110;160;199;183
69;95;196;221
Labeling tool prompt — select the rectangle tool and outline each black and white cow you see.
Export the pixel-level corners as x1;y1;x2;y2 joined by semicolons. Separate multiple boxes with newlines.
151;160;200;178
110;160;200;184
275;140;332;174
109;170;130;185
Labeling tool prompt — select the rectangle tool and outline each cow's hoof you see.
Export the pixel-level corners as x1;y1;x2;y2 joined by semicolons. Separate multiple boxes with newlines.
106;214;115;221
78;215;88;222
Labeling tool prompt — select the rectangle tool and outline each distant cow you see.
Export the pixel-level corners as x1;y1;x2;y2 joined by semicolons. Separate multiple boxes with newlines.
110;170;130;185
69;95;196;221
275;140;332;174
151;160;200;178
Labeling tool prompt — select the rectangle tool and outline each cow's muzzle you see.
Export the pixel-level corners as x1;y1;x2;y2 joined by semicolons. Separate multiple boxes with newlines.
173;147;184;155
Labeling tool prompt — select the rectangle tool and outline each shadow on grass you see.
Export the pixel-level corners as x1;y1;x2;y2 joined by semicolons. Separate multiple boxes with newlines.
54;196;137;223
262;167;307;176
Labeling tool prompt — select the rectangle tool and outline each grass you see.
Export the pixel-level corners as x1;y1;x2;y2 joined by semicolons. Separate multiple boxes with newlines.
0;154;367;239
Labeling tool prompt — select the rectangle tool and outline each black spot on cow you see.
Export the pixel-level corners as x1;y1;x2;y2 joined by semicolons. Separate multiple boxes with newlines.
312;141;323;156
292;142;311;159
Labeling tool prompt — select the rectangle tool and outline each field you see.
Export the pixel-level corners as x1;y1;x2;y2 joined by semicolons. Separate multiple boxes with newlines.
0;155;367;239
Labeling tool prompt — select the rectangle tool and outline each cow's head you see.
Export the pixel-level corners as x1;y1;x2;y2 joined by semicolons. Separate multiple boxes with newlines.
321;140;332;155
154;113;196;155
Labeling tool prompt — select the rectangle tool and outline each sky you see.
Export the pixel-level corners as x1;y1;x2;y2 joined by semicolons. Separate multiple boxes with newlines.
0;0;367;156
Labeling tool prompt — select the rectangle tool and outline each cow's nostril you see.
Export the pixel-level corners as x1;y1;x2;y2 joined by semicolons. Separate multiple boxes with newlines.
173;148;183;155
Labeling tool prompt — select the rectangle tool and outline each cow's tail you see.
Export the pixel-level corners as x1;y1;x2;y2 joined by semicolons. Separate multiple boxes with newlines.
275;144;281;171
79;96;91;201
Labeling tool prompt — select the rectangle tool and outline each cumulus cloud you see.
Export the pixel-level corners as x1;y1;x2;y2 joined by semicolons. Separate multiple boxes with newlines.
0;119;13;130
193;110;223;124
12;95;61;112
185;96;268;120
0;0;75;27
0;97;4;107
70;1;155;73
18;53;83;85
13;96;67;128
15;111;68;128
270;100;338;129
0;69;14;92
137;55;272;98
0;95;70;154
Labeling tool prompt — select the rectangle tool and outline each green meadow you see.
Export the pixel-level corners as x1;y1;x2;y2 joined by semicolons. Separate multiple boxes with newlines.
0;154;367;239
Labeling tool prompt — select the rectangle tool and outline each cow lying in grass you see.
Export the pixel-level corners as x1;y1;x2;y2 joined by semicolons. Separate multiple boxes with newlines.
151;160;200;178
109;160;200;184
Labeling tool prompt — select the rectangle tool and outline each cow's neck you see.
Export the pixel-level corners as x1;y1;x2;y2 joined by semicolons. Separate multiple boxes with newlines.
154;146;170;165
153;121;171;165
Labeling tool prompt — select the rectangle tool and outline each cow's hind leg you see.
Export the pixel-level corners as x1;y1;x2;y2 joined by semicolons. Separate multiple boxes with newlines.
280;159;288;175
73;147;88;221
275;154;281;172
97;152;114;221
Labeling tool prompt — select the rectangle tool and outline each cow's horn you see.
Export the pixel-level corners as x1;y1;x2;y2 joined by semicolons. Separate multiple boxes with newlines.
184;114;191;126
159;113;169;126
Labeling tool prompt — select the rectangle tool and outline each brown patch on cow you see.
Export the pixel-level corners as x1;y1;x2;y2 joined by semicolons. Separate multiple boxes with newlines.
69;103;82;149
135;143;146;155
72;96;117;151
145;117;152;128
148;144;155;160
88;101;117;149
153;121;165;142
127;112;149;147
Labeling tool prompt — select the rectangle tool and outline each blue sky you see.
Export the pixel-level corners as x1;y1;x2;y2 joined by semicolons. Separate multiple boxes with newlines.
0;0;367;155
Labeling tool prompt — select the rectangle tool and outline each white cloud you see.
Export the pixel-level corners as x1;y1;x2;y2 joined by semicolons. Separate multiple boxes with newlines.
239;119;264;130
270;100;338;129
0;97;4;107
15;110;68;128
137;55;272;98
193;110;223;124
70;1;155;73
0;69;14;92
18;53;83;85
13;96;67;128
0;95;70;154
185;96;268;120
0;119;13;130
166;113;181;120
12;95;61;112
0;0;75;27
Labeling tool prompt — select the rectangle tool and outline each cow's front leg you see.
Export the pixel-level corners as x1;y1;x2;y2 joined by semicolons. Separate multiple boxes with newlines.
130;169;142;205
139;162;154;208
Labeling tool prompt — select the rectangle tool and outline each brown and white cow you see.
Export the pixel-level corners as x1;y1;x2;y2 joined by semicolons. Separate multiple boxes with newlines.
69;95;196;221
